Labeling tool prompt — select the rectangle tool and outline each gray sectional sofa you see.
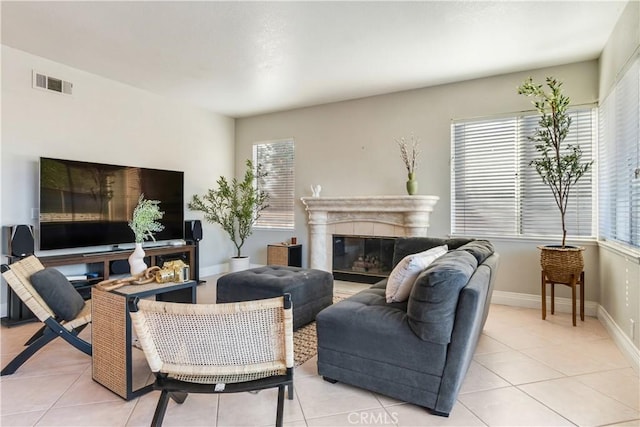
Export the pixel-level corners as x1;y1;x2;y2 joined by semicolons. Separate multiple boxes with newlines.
316;237;499;417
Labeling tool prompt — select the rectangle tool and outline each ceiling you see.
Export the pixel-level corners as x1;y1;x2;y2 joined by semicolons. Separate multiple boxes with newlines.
1;1;628;118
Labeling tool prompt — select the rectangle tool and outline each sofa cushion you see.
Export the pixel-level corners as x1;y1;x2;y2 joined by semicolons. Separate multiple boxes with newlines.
30;268;85;321
456;240;495;264
407;250;478;344
316;287;448;378
392;237;474;268
385;245;447;303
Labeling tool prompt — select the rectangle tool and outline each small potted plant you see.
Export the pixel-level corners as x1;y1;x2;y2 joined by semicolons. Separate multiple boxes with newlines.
128;194;164;274
518;77;593;283
188;160;268;272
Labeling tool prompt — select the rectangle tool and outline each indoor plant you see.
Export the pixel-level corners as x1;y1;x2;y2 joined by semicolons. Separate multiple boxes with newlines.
128;194;165;274
518;77;593;283
188;159;268;272
396;134;420;195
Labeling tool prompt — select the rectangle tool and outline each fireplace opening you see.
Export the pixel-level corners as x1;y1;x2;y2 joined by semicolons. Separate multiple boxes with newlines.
332;235;396;283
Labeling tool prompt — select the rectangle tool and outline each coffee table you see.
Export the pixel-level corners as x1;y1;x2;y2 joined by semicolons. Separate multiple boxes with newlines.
91;280;197;400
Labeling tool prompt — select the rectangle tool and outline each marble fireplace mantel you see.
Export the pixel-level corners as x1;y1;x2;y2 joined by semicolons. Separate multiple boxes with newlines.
300;195;439;272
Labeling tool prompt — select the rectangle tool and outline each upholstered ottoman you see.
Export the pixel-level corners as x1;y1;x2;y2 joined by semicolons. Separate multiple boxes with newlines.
217;266;334;330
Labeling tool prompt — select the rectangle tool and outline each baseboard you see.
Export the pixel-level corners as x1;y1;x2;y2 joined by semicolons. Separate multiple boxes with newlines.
597;305;640;374
491;290;639;374
200;262;265;278
491;290;598;317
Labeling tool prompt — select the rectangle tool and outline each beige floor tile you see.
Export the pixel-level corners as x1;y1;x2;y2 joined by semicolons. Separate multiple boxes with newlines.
573;368;640;411
126;391;162;426
217;388;304;426
459;361;511;393
35;399;137;426
1;409;45;427
474;334;511;355
0;372;80;414
606;420;640;426
519;377;640;426
391;402;487;426
476;354;565;385
306;407;396;426
53;367;122;407
161;393;219;426
522;339;630;376
458;386;573;426
295;375;382;419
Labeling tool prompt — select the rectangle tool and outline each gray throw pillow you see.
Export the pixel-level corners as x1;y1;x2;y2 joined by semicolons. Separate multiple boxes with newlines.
30;268;85;321
456;240;495;264
406;250;477;344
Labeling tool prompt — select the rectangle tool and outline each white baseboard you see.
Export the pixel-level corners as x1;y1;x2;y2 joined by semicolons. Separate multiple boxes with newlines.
491;290;598;317
200;262;265;279
491;290;639;374
597;305;640;374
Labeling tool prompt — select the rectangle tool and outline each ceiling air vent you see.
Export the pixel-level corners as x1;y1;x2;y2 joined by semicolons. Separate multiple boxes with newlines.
32;70;73;95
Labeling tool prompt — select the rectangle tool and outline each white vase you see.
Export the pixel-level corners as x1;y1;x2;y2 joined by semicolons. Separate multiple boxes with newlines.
229;256;250;272
128;243;147;275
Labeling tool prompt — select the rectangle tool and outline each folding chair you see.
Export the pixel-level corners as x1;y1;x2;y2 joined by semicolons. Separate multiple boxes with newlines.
1;256;91;375
129;294;294;427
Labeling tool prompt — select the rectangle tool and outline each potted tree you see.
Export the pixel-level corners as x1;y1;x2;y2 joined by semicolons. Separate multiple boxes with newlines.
128;194;165;274
518;77;593;283
188;159;269;272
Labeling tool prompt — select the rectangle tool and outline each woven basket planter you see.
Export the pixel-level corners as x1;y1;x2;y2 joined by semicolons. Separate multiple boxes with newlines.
538;245;585;284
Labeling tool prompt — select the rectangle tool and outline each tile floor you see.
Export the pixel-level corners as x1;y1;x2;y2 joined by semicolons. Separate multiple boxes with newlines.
1;278;639;426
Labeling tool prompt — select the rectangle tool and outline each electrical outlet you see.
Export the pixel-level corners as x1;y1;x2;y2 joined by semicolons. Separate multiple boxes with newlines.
31;208;39;220
631;319;636;340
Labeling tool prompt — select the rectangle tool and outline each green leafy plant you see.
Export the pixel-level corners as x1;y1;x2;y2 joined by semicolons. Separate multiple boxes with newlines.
188;160;269;257
518;77;593;247
128;194;165;243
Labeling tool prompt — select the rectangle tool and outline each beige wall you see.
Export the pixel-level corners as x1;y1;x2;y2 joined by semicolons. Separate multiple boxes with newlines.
236;60;600;304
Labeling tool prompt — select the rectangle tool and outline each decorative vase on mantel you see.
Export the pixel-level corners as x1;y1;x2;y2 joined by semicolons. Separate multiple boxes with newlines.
406;173;418;195
128;243;148;275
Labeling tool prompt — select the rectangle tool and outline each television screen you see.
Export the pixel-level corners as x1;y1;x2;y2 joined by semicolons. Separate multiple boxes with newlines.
39;157;184;250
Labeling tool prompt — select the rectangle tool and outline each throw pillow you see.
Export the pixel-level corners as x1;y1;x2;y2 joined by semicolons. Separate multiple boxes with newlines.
456;240;495;264
30;268;85;321
407;250;478;344
385;245;448;303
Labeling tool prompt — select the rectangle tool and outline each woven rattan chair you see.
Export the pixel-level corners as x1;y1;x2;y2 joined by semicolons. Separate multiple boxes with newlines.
129;294;294;427
1;256;92;375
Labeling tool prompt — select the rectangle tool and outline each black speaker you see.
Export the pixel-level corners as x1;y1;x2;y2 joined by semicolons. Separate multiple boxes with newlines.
184;220;203;242
110;259;131;275
2;225;34;257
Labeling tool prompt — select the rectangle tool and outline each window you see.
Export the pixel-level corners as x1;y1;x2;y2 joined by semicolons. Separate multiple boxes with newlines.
599;55;640;248
452;108;596;239
253;139;295;229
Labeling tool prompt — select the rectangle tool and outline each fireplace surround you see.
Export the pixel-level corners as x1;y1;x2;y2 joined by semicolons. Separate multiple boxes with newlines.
300;195;439;273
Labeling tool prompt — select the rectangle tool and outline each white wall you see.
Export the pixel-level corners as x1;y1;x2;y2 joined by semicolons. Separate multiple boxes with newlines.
236;60;601;305
1;46;235;316
597;0;640;352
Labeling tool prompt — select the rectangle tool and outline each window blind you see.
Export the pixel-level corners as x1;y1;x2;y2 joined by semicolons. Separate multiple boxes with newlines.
253;139;295;229
452;108;595;239
599;55;640;248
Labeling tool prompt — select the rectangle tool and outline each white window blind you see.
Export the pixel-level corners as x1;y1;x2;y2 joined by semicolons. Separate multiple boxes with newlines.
253;139;295;229
452;108;595;239
599;55;640;248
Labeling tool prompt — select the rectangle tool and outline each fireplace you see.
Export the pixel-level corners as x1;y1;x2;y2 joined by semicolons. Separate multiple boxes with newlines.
332;235;396;283
300;195;439;275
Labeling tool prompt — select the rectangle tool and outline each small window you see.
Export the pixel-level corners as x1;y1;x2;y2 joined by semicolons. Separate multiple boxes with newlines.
253;139;295;229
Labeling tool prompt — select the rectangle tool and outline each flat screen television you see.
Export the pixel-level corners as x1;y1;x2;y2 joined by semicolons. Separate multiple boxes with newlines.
39;157;184;251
